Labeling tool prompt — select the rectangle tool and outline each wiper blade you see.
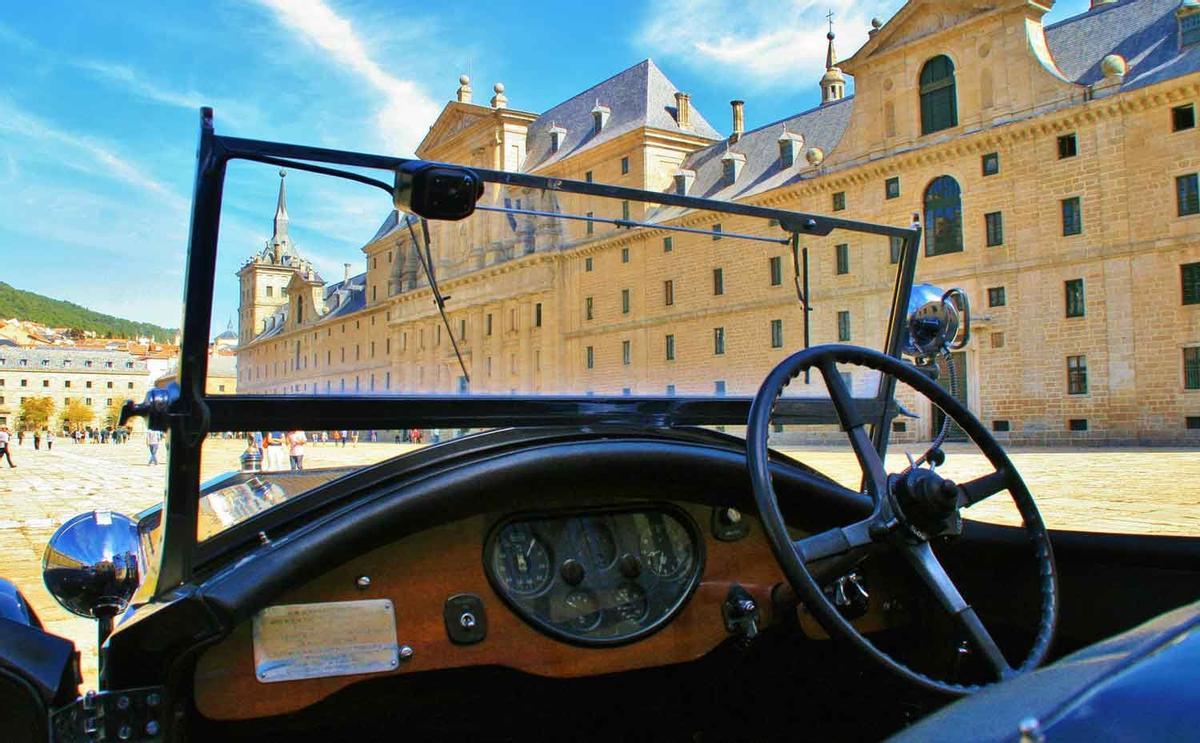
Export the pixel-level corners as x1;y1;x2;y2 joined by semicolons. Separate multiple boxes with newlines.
406;217;470;385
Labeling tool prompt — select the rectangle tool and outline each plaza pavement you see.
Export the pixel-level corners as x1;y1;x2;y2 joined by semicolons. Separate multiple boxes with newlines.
0;436;1197;691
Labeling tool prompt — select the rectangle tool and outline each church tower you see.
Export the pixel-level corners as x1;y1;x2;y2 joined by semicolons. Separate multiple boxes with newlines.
820;18;846;105
237;170;307;345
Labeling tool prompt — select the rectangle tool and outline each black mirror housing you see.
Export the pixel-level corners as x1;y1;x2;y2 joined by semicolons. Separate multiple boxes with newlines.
394;162;484;221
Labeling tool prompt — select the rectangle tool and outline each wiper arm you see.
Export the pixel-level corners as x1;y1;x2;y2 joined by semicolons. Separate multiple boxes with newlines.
406;217;470;386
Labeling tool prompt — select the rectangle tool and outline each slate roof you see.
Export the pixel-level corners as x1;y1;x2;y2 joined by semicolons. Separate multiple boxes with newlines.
523;59;722;172
1045;0;1200;91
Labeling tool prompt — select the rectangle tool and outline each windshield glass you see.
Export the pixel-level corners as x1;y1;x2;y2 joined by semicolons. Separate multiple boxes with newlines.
181;159;909;540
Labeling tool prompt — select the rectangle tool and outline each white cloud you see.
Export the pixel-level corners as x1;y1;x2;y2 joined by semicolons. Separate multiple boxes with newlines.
76;61;262;129
0;98;187;210
639;0;902;92
251;0;440;155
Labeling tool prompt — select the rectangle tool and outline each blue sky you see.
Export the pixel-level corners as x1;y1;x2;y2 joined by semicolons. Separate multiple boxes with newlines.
0;0;1091;338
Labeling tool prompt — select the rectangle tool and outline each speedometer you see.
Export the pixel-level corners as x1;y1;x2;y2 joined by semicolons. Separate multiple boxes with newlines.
636;512;693;578
492;523;552;595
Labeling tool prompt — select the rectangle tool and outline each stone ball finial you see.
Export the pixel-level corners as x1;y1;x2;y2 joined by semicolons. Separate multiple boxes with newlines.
827;31;835;41
871;17;883;29
459;74;470;86
806;147;825;166
494;82;505;94
1101;53;1127;78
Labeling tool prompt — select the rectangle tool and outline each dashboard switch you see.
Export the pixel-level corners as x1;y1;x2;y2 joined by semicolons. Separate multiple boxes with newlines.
561;558;585;586
444;594;487;645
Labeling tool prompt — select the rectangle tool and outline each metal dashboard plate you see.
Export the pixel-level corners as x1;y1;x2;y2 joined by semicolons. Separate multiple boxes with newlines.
252;599;399;683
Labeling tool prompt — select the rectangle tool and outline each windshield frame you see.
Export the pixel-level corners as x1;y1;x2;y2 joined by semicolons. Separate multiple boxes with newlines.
148;108;922;595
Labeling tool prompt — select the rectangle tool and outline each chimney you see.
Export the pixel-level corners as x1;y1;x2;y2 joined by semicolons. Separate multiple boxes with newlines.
730;100;745;143
674;92;692;129
456;74;472;103
343;263;351;284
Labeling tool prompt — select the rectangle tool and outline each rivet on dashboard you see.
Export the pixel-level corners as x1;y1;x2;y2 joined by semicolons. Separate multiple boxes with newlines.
355;575;371;590
398;644;414;661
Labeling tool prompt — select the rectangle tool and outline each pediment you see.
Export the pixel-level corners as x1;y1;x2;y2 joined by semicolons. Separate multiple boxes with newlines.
843;0;1032;72
416;103;493;157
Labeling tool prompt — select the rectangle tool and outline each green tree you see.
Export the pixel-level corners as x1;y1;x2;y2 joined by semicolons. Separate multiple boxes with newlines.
60;398;95;431
18;396;55;430
104;399;125;428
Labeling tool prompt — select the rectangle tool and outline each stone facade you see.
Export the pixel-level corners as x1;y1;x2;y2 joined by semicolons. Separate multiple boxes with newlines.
236;0;1200;444
0;347;149;431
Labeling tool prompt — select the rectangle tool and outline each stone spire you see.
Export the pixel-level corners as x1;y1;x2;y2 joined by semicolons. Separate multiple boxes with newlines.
271;169;291;261
820;13;846;105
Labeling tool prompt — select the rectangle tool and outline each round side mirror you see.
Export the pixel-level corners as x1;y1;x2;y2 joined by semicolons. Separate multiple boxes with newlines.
901;283;963;359
42;511;140;620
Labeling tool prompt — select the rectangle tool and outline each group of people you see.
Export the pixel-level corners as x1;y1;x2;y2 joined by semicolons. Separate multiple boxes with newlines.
0;425;62;467
247;430;309;472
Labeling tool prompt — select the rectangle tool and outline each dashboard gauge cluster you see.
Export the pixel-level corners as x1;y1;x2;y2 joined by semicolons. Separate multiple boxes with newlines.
484;505;704;645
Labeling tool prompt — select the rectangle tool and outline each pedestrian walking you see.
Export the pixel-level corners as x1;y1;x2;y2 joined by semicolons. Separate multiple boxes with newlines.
340;430;349;448
16;430;24;447
146;429;163;465
350;431;359;446
45;429;54;451
263;431;287;471
33;430;41;450
286;430;307;471
0;427;15;467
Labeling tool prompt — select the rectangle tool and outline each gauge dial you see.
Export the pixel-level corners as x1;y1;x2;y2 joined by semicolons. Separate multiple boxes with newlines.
637;513;693;578
492;523;552;595
571;517;617;569
611;583;648;623
560;589;602;632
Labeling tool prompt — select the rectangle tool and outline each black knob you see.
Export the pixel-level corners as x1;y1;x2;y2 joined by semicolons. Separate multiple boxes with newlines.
927;447;946;467
618;553;641;579
561;559;585;586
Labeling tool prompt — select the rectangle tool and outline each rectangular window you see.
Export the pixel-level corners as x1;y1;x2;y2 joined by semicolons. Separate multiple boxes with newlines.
622;340;631;366
1067;355;1088;395
1065;278;1086;318
769;256;783;286
666;384;676;396
832;191;845;211
713;268;724;296
621;247;630;263
770;319;783;349
985;211;1004;246
991;332;1006;349
712;223;723;240
535;303;542;327
982;152;999;176
1178;174;1199;217
621;201;630;221
586;346;594;369
835;243;849;275
1184;347;1200;390
663;237;673;253
890;236;903;265
664;280;674;306
1183;263;1200;304
1188;417;1200;430
1062;197;1082;236
665;334;675;361
1172;104;1196;132
585;296;594;320
486;314;493;336
621;289;630;314
620;156;630;175
586;212;594;235
992;420;1011;432
885;177;900;200
585;256;593;272
713;327;725;355
988;287;1006;307
266;286;273;297
1057;133;1077;159
585;170;593;183
837;311;851;342
1068;418;1089;432
714;380;726;396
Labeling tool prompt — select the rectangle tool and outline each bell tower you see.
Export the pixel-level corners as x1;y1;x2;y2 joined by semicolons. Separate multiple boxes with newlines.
237;170;305;345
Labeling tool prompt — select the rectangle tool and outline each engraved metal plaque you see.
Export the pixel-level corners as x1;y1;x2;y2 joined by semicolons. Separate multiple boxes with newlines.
252;599;399;683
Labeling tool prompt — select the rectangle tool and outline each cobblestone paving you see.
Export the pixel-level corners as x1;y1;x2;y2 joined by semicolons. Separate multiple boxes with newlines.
0;438;1196;691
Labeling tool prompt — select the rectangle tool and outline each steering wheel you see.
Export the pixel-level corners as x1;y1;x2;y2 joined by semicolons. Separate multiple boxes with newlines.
747;344;1057;695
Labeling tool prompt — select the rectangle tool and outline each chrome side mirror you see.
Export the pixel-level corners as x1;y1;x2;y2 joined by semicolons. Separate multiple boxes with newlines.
43;511;140;641
901;284;970;362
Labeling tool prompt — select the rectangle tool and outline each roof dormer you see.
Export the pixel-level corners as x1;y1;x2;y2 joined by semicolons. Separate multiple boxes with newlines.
778;131;805;168
1181;1;1200;48
674;169;696;195
548;124;567;153
721;151;746;182
591;102;611;134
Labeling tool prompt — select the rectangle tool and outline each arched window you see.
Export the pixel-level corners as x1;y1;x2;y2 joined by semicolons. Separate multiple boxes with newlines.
924;176;963;256
920;55;958;135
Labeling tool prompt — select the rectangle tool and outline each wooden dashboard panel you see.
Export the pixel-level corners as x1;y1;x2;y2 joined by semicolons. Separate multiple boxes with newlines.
194;502;790;721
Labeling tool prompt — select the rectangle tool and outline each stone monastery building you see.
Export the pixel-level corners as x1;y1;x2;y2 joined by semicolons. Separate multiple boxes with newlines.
237;0;1200;444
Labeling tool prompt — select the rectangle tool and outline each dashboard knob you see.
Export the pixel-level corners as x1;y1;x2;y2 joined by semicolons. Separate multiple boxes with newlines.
561;558;585;586
618;553;641;579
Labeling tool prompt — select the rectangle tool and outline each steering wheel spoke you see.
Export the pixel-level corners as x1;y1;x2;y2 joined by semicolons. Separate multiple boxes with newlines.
957;469;1010;508
901;542;1013;679
793;518;875;563
817;361;888;498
